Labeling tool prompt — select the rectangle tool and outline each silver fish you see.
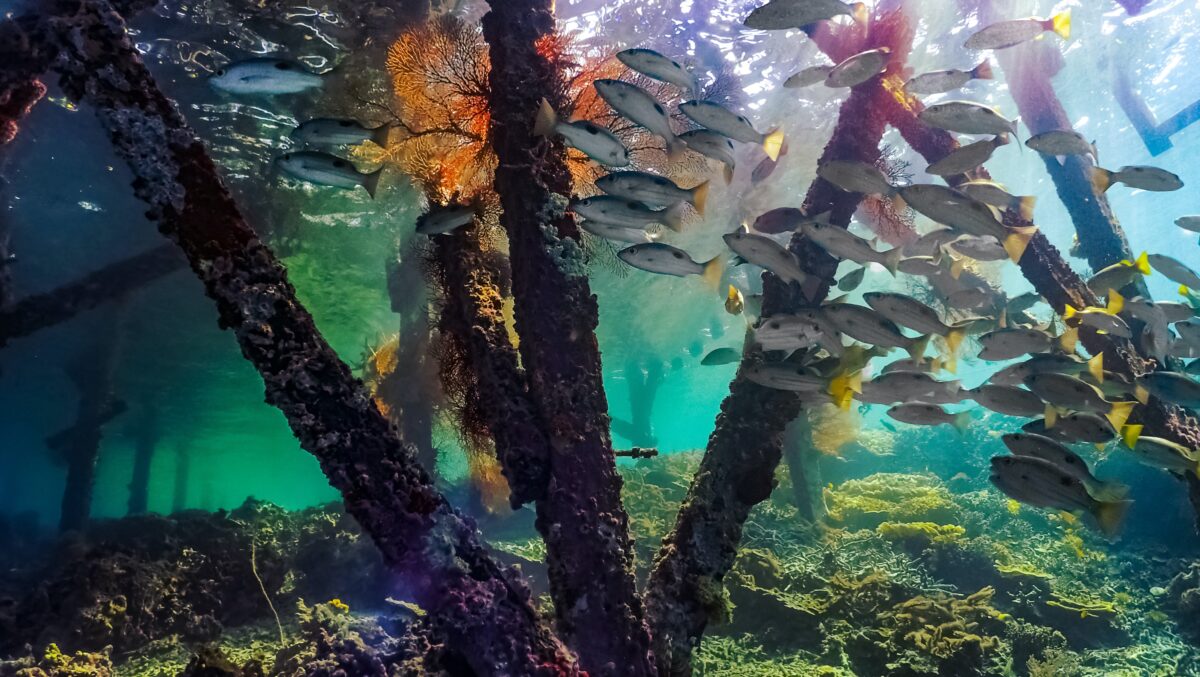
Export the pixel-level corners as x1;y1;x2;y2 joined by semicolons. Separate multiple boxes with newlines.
753;207;819;235
925;135;1009;176
754;310;842;355
701;347;742;366
745;363;829;391
989;354;1095;387
594;79;684;158
822;304;930;359
825;48;891;88
785;65;834;88
416;204;475;235
1124;435;1200;476
863;292;965;340
1176;216;1200;234
210;58;324;95
618;243;722;280
744;0;868;30
1138;372;1200;409
970;385;1043;417
977;328;1055;361
580;220;657;244
1025;373;1135;432
275;151;383;197
799;221;903;274
888;403;969;432
904;61;993;96
571;196;685;232
724;230;813;288
989;454;1129;538
960;181;1036;221
903;228;959;257
1022;412;1115;444
817;160;895;196
1087;252;1151;296
919;101;1019;136
964;12;1071;51
679;100;785;161
534;99;630;167
1025;129;1096;160
949;234;1008;262
1148;254;1200;289
680;130;737;183
865;370;962;403
596;172;709;214
291;118;392;147
1001;432;1126;502
895;185;1007;242
616;48;699;96
1091;165;1183;193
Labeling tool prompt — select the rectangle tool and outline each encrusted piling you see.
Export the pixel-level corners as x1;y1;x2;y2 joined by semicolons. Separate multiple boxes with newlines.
643;6;912;673
429;221;552;507
28;1;577;672
0;243;184;348
481;2;653;673
127;405;157;515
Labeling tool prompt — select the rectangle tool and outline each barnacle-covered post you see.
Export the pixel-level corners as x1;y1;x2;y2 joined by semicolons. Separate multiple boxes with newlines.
480;1;654;673
0;243;183;348
428;220;552;506
643;5;912;673
29;1;578;672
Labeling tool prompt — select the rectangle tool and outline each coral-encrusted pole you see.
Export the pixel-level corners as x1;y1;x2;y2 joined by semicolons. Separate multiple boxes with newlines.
0;243;184;348
430;223;552;506
27;1;577;672
644;6;912;674
480;2;654;674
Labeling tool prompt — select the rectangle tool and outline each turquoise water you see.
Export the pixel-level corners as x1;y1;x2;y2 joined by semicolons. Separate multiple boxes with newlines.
3;0;1200;673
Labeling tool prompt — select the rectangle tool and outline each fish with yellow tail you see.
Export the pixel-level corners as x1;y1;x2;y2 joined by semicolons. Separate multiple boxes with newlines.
724;229;820;296
1120;425;1200;477
978;326;1078;361
919;101;1019;137
964;11;1071;50
1136;371;1200;409
1086;252;1151;297
925;134;1010;177
989;455;1130;539
617;243;723;288
275;152;384;198
594;79;685;160
905;61;993;96
863;291;972;365
969;385;1045;418
595;171;709;215
893;184;1035;262
679;130;737;184
724;285;745;315
960;180;1037;221
828;370;864;410
822;303;932;362
1062;290;1132;338
1002;432;1129;501
533;99;630;167
1090;165;1183;193
1023;412;1116;445
1024;372;1136;433
888;403;971;434
799;219;905;275
571;196;686;232
678;100;785;162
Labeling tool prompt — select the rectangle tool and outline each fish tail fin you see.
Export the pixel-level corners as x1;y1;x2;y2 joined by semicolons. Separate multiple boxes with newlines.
1090;166;1114;193
363;167;384;199
1105;401;1135;433
1059;326;1079;354
952;410;972;435
883;247;903;276
662;202;687;232
1106;289;1125;315
1088;353;1104;384
945;327;966;357
1135;251;1151;276
850;2;869;24
533;98;558;138
1121;423;1144;448
907;334;932;363
1063;304;1078;321
995;132;1012;147
972;59;994;80
1045;405;1059;429
1134;384;1150;405
691;180;710;217
1003;228;1035;263
723;163;735;185
371;123;394;148
762;128;785;162
667;137;688;163
949;255;966;279
828;371;861;411
1088;480;1131;502
1093;498;1131;539
1015;195;1037;221
701;256;725;292
1051;10;1071;40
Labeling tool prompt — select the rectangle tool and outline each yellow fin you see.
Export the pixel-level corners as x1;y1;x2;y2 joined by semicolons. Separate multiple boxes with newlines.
1016;195;1037;222
1134;384;1150;405
1059;326;1079;354
1051;11;1071;40
1090;167;1114;194
950;256;966;279
762;128;785;162
1120;423;1143;449
1003;229;1035;263
945;328;965;358
691;180;710;217
1045;405;1058;429
701;256;725;291
533;98;558;137
1105;401;1135;433
1093;499;1131;539
1087;353;1104;384
1063;304;1077;320
907;334;932;363
1106;289;1124;315
1134;251;1150;276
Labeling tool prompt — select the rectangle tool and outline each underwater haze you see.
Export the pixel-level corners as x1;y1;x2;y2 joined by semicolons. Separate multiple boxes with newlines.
3;0;1200;674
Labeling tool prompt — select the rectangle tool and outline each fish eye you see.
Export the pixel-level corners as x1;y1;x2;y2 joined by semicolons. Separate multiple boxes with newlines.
274;62;292;70
216;69;226;76
1059;476;1072;486
586;126;600;135
339;120;354;126
672;251;684;259
653;103;665;115
333;160;346;168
